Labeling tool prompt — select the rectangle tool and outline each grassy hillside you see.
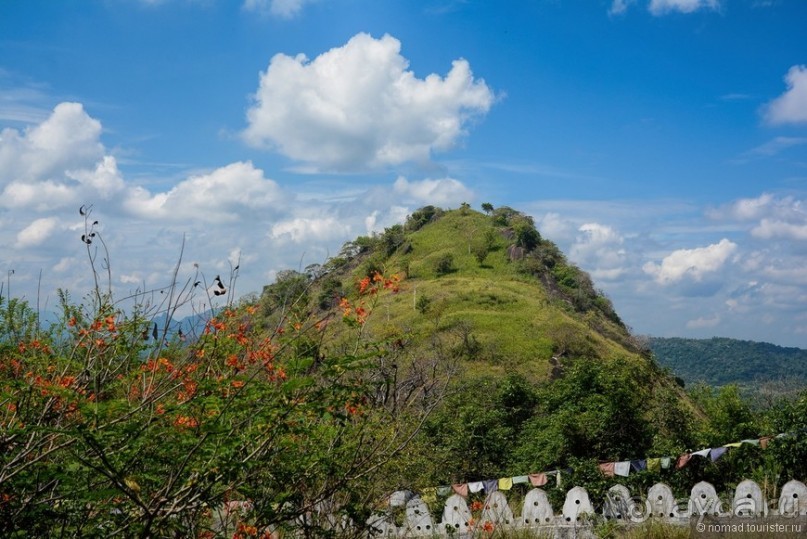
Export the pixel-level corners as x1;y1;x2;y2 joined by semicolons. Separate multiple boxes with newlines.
256;205;708;486
315;206;640;368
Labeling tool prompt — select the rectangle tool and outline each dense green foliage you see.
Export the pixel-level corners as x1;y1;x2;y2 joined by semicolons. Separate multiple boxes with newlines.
648;336;807;399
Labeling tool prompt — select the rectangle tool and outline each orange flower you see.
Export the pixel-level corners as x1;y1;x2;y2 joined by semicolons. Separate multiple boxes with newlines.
173;415;198;429
67;316;77;327
481;521;494;533
57;375;76;388
226;354;243;370
231;380;245;389
358;276;371;294
236;523;258;536
345;403;361;416
158;357;174;372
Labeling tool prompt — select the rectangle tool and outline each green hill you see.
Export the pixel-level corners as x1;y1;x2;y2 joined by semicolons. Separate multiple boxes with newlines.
256;205;707;485
648;336;807;398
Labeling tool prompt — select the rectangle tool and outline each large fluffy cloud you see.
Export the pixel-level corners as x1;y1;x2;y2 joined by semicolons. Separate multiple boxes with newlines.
0;103;124;211
643;238;737;285
124;161;285;223
0;102;103;183
569;223;628;281
242;33;495;171
764;65;807;125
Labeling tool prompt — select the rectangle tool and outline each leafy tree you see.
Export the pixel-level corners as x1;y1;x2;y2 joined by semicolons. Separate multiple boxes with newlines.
690;383;759;445
511;358;658;470
260;269;310;321
513;218;540;252
471;242;490;266
433;253;455;276
762;391;807;483
490;206;518;227
406;205;443;231
419;375;539;481
317;275;343;310
481;202;494;215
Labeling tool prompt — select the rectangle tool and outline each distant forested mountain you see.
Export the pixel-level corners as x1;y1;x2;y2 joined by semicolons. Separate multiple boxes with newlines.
647;336;807;395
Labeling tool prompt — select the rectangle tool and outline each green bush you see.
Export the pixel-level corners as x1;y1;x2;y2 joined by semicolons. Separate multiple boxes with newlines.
433;253;455;276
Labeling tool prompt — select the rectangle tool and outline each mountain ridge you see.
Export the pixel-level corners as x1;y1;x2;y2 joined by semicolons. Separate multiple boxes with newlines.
647;335;807;397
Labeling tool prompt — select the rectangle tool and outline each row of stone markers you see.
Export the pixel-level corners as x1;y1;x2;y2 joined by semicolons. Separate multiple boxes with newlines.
365;479;807;537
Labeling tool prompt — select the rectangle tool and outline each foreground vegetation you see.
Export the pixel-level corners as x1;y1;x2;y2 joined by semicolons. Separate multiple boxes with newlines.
2;204;807;537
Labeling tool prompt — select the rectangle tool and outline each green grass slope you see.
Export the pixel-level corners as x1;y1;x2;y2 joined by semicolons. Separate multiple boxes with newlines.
337;207;642;375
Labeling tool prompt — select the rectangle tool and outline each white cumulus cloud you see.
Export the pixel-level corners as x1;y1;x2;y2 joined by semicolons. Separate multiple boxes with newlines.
124;161;284;223
643;238;737;284
242;33;495;171
0;103;124;211
392;176;473;206
0;102;103;185
569;223;628;281
764;65;807;125
709;193;807;241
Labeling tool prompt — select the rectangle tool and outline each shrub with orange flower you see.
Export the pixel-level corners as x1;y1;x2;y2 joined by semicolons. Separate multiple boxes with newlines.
0;249;438;539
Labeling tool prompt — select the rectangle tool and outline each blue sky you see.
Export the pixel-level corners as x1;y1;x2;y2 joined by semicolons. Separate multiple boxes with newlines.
1;0;806;347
